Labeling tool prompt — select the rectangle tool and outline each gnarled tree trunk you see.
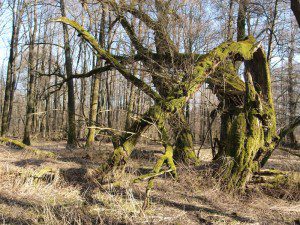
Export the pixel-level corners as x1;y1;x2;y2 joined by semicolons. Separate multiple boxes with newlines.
218;48;277;190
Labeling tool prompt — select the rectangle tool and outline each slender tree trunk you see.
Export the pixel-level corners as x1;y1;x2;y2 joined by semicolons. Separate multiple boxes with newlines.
45;28;54;137
53;75;59;132
125;81;136;130
23;0;38;145
60;0;76;148
86;5;106;147
106;74;112;128
287;28;297;147
62;86;67;135
40;27;48;138
227;0;234;41
266;0;279;61
237;0;247;41
1;0;24;136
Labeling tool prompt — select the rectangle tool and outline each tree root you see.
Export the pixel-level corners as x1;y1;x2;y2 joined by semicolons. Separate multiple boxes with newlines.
134;145;177;210
133;169;173;183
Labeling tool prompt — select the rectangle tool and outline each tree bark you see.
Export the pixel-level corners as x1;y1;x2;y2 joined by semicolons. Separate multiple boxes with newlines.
237;0;247;41
219;48;277;190
266;0;279;62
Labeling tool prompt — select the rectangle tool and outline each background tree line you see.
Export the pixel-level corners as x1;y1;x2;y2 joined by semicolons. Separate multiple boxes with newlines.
0;0;298;150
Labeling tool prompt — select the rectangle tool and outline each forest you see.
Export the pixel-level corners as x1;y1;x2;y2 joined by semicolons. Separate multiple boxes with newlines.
0;0;299;224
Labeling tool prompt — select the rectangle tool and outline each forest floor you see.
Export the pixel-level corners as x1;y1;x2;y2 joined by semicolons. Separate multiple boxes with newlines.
0;139;299;225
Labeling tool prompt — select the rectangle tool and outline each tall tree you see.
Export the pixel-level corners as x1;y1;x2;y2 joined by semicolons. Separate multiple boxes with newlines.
23;0;38;145
86;4;106;147
287;25;297;147
60;0;77;148
266;0;279;62
227;0;234;41
237;0;247;41
1;0;25;136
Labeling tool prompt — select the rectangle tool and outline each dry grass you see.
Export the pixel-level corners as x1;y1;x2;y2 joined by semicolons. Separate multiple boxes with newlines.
0;141;299;225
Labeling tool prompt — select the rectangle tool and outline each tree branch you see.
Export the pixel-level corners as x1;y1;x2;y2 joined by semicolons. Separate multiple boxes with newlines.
53;17;163;103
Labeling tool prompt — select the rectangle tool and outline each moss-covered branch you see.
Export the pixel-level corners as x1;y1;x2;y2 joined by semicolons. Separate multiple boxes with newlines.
181;36;259;96
53;17;163;103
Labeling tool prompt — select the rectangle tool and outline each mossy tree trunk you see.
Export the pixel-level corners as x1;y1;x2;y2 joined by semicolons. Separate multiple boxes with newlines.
104;105;166;172
208;3;278;190
142;114;177;209
218;48;277;190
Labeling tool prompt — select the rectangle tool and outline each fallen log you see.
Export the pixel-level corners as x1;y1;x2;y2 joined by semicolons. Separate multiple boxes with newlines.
0;137;57;159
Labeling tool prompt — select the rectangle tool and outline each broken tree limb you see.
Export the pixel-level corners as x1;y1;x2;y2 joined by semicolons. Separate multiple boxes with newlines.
278;116;300;143
260;116;300;167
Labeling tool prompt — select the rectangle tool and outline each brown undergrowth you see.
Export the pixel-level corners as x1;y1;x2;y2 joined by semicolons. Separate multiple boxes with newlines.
0;141;299;225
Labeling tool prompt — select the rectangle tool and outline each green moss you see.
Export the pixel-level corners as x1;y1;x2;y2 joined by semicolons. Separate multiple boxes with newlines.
179;36;257;101
206;61;246;98
0;137;26;148
221;93;266;189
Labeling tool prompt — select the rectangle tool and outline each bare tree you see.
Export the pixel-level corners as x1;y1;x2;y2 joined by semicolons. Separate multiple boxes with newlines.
1;0;25;136
23;0;38;145
287;25;298;147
